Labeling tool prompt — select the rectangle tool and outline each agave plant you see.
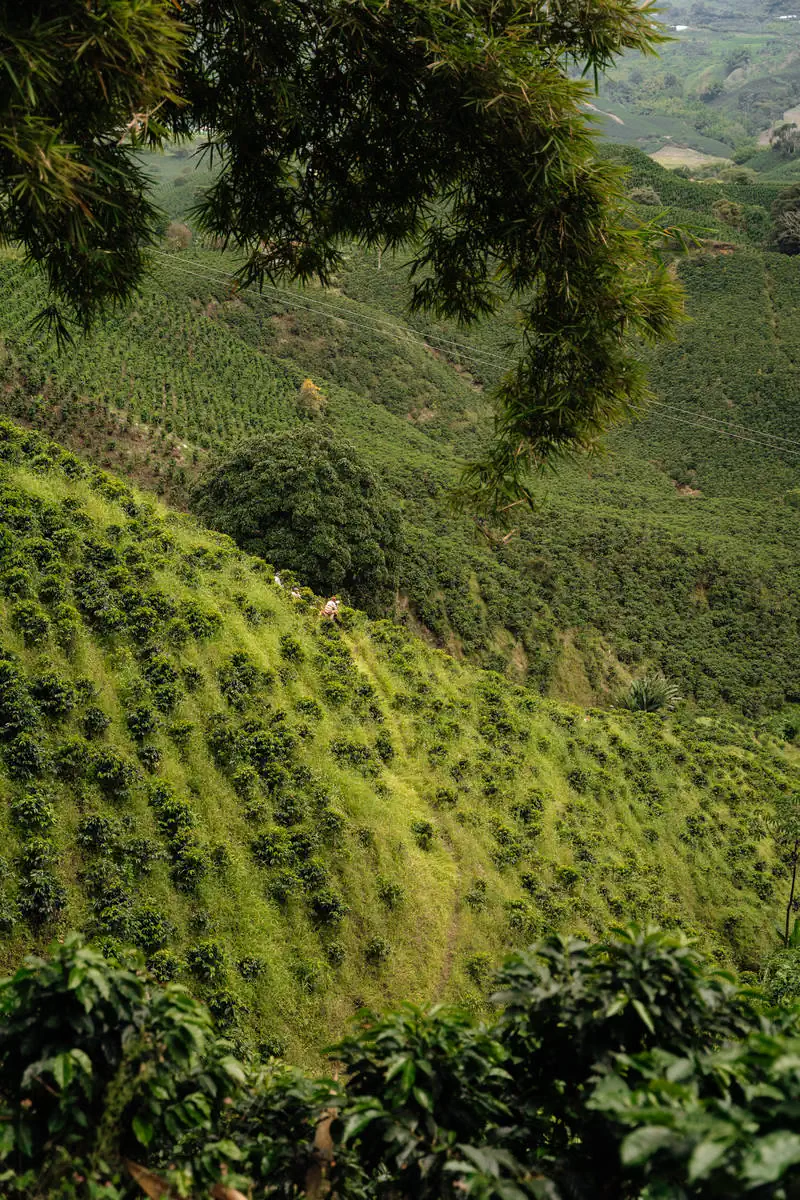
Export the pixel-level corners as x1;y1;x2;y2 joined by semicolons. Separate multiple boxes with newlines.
621;672;681;713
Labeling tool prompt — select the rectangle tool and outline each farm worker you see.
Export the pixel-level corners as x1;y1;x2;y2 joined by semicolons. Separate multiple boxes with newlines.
320;595;340;620
274;573;283;588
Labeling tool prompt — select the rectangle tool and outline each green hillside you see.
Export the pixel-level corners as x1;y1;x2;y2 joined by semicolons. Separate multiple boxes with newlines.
0;148;798;721
0;418;796;1061
595;14;800;157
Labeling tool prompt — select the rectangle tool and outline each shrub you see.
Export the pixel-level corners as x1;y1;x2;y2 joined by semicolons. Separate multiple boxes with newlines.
465;952;492;985
2;566;34;598
464;879;488;911
137;744;161;772
152;795;196;841
310;889;349;926
17;870;67;927
174;651;205;690
374;730;394;763
147;948;182;983
180;600;223;640
621;672;681;712
82;705;111;739
411;819;435;850
377;877;405;910
0;659;39;738
250;826;291;869
168;720;195;750
38;573;67;604
10;601;50;645
237;956;266;981
297;856;327;892
171;845;208;892
231;763;260;800
0;898;19;935
93;749;137;799
555;865;580;890
628;185;660;205
76;814;120;854
10;788;56;834
123;836;161;876
186;940;226;985
51;736;92;781
291;958;323;995
126;703;160;741
273;792;306;827
365;935;391;967
52;602;81;649
17;836;55;873
279;634;304;663
267;869;300;905
295;697;322;721
4;733;48;780
206;713;244;768
318;806;346;842
131;908;175;953
330;738;376;774
218;651;263;709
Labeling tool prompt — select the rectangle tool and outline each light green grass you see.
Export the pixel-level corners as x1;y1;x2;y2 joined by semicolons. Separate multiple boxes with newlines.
0;424;796;1064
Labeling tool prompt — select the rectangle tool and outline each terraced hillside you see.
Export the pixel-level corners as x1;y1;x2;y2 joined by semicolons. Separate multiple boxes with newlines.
0;149;799;720
0;419;796;1060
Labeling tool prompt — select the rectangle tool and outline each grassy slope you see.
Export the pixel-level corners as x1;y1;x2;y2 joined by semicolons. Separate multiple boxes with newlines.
0;419;796;1064
0;149;799;721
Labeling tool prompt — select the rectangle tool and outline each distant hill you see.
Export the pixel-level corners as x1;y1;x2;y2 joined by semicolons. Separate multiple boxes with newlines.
0;418;795;1059
594;10;800;157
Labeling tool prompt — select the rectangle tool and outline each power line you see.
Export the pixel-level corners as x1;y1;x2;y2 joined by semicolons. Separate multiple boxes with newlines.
160;253;800;460
3;250;800;466
155;254;800;458
648;398;800;451
649;410;800;458
150;250;510;371
153;249;508;365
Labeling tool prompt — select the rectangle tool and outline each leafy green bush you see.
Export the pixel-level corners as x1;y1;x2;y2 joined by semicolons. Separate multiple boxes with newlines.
377;877;405;910
411;819;435;850
93;749;137;799
4;733;48;781
10;601;49;646
8;922;800;1197
186;940;226;985
365;935;392;968
10;788;56;834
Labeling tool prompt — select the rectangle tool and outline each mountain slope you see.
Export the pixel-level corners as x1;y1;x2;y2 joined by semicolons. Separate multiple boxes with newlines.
0;419;796;1061
0;149;798;719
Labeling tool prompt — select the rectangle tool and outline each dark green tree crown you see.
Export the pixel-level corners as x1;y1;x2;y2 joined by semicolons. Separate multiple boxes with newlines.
191;426;403;611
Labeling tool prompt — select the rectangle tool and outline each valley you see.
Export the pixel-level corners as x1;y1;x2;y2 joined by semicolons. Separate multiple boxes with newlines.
4;5;800;1193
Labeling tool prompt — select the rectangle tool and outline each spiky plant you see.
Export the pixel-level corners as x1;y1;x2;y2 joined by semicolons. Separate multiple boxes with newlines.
621;673;681;713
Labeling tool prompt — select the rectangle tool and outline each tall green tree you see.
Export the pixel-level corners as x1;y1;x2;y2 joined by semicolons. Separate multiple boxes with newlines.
1;1;683;509
192;427;403;612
